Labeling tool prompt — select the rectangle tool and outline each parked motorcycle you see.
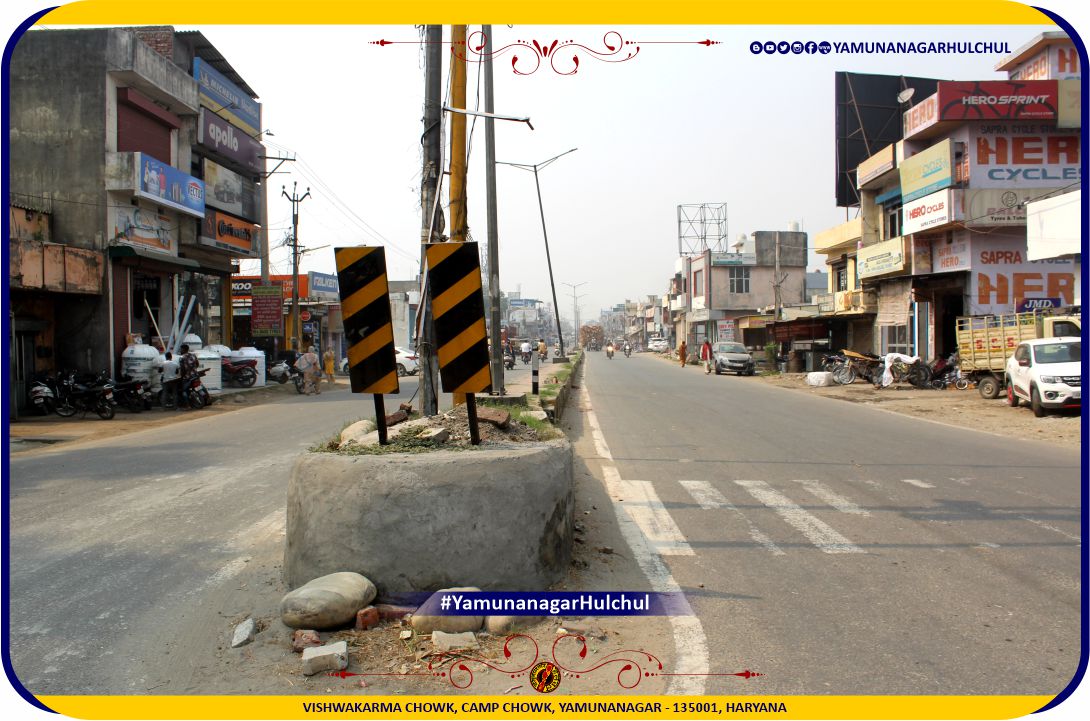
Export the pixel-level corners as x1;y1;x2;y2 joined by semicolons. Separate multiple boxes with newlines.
180;368;214;409
54;370;116;420
111;374;152;413
267;360;291;384
28;374;61;415
221;357;258;387
289;364;306;394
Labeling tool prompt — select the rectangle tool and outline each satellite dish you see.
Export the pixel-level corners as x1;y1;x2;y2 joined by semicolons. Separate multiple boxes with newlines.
897;88;916;104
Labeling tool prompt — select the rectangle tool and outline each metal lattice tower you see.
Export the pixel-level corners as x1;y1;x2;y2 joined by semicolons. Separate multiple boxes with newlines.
677;203;728;256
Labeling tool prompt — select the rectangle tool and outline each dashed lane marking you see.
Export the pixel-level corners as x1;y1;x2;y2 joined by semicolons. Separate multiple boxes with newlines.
735;480;864;554
902;479;935;489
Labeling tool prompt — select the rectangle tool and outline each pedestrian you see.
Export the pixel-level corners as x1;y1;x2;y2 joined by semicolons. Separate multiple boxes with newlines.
158;351;180;407
700;339;714;374
678;340;688;368
295;345;322;395
323;346;336;386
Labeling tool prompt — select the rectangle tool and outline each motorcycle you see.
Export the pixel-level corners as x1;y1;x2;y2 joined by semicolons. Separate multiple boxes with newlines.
179;368;214;409
111;374;152;413
623;345;631;358
289;364;306;394
503;353;516;370
221;357;258;387
521;350;531;365
606;344;614;360
54;370;116;420
267;360;291;384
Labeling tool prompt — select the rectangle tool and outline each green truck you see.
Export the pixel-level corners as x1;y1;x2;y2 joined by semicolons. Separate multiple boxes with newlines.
956;310;1081;399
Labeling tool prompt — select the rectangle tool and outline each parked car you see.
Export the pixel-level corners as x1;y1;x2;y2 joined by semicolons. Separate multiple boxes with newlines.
340;346;419;376
648;337;668;353
712;342;756;376
1004;337;1081;417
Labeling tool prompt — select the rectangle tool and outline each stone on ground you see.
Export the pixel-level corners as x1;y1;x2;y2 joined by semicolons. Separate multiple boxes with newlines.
385;409;409;426
376;604;416;620
301;641;349;675
421;428;449;443
292;629;321;652
230;618;255;648
280;572;377;630
431;630;479;651
476;407;511;429
484;615;544;635
411;587;484;634
339;419;376;446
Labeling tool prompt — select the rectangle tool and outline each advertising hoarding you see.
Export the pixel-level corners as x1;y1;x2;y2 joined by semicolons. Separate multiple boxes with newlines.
857;237;906;279
968;233;1079;314
197;108;263;175
308;271;340;301
903;93;939;138
931;232;971;274
193;58;261;137
204;159;257;220
200;210;258;256
935;80;1058;121
902;189;952;235
899;139;953;203
134;153;205;218
959;187;1059;226
910;236;933;276
113;204;178;254
970;123;1079;188
250;284;284;337
232;275;308;298
856;144;895;187
716;319;736;341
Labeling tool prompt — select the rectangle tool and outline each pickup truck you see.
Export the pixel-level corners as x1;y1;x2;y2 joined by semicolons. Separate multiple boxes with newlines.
956;310;1081;399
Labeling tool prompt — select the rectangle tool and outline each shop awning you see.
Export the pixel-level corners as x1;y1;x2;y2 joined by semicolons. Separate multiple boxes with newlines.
109;244;200;269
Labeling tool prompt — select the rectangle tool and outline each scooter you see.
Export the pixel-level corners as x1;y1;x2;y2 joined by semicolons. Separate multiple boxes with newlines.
29;375;60;415
267;360;291;384
222;357;258;387
504;353;516;370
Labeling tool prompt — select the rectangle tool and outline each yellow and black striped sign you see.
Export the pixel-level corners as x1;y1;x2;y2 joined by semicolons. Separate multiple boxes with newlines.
335;246;399;395
426;241;492;394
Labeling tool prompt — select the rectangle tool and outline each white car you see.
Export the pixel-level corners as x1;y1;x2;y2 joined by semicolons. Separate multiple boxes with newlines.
1005;337;1081;417
648;338;668;353
341;346;419;377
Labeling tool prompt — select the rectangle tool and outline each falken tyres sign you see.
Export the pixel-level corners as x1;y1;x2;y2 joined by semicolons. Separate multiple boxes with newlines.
308;271;340;300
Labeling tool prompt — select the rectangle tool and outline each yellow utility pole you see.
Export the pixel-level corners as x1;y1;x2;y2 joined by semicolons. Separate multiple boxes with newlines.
449;25;468;243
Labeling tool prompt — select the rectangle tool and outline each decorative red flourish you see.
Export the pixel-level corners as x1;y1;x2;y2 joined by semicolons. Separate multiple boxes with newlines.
550;634;664;689
427;634;540;689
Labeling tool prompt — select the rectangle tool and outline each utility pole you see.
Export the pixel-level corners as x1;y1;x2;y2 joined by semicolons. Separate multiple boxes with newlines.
483;25;503;395
773;231;782;321
419;24;444;416
562;281;587;348
449;25;468;243
282;181;310;353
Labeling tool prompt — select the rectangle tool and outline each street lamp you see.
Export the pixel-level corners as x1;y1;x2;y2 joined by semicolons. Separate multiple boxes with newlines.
496;148;578;358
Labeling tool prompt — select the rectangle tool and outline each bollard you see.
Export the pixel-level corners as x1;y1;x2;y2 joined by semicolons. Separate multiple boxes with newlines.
531;350;539;395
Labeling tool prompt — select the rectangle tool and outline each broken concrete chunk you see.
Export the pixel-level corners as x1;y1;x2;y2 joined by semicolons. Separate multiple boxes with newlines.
411;587;484;634
280;572;377;630
385;410;409;426
292;629;322;653
432;630;479;651
377;604;416;621
301;641;348;676
231;618;255;648
354;606;380;631
339;419;377;447
421;427;450;443
477;407;511;429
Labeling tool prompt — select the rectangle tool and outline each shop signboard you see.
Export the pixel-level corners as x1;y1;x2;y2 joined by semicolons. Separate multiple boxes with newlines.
958;187;1059;226
1009;45;1080;81
204;159;256;221
1017;297;1062;312
134;153;205;218
232;274;307;298
902;189;952;235
910;236;932;276
200;211;258;256
857;237;906;279
931;232;971;274
856;144;895;187
936;80;1058;121
197;108;263;175
250;283;283;337
903;93;939;138
1057;79;1080;129
193;58;261;138
716;319;736;341
308;271;340;300
970;123;1079;188
899;139;953;203
113;204;178;254
969;233;1079;314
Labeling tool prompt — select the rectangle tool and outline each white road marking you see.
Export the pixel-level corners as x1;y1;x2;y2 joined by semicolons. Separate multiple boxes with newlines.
1015;515;1081;542
736;480;864;554
603;469;693;556
902;479;935;489
792;479;870;516
679;480;785;556
582;388;708;694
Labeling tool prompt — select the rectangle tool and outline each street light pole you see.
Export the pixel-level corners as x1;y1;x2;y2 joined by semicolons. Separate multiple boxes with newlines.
562;281;587;348
497;148;577;358
282;181;310;353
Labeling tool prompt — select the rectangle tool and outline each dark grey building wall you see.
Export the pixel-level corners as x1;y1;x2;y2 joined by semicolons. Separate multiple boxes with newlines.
753;231;807;267
9;29;110;251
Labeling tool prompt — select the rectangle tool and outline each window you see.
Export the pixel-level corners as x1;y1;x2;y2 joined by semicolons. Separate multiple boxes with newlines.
881;324;911;355
728;267;750;294
834;264;848;292
884;202;902;240
693;269;703;297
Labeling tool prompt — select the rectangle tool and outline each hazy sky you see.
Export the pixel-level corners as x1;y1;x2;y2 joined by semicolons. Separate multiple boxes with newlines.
3;2;1086;325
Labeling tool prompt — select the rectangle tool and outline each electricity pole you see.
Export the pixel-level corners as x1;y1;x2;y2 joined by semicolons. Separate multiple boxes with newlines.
282;181;310;353
419;24;444;416
483;25;503;394
562;281;587;348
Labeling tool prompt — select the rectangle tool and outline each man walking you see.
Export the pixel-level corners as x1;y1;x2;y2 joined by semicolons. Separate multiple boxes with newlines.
700;339;714;374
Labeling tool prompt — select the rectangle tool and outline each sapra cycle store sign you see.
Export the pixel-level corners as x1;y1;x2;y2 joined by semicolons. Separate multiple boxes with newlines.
971;123;1080;187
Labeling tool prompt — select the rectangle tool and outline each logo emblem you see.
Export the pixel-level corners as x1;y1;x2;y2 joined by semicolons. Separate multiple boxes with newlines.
791;41;804;54
763;41;776;54
750;41;763;54
805;41;818;54
777;41;790;54
818;41;832;54
529;661;561;693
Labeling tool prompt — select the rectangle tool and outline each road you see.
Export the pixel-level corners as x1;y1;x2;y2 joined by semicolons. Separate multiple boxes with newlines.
7;378;446;694
576;352;1080;695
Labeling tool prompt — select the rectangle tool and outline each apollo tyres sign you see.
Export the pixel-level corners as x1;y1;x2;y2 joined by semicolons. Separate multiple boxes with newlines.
198;108;263;175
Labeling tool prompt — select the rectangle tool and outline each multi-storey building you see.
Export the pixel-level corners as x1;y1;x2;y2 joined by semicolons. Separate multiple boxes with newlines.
8;26;264;410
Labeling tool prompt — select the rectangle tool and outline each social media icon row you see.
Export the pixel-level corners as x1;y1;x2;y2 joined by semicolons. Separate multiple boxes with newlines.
750;41;831;55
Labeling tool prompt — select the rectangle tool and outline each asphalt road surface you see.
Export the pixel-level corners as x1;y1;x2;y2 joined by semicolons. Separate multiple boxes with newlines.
7;378;444;695
578;352;1080;696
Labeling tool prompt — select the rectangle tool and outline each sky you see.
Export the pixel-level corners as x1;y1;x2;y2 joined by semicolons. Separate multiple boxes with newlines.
2;2;1090;719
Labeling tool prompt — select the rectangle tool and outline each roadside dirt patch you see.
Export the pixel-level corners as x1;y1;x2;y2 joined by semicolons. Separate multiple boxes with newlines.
757;372;1081;448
